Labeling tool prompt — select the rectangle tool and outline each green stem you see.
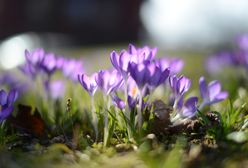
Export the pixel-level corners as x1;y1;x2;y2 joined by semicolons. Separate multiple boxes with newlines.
91;96;98;141
123;77;133;140
103;95;109;147
137;88;143;130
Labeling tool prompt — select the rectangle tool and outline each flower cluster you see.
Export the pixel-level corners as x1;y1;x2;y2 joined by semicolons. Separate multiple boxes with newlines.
78;44;228;129
206;34;248;74
19;48;84;99
0;44;229;147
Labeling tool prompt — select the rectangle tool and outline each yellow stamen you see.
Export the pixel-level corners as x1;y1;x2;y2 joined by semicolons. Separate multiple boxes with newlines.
131;87;138;97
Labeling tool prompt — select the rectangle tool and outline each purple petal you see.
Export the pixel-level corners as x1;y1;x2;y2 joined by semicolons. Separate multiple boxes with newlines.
182;97;198;118
50;80;65;99
128;95;138;108
149;67;161;86
43;53;57;73
128;44;137;54
82;74;91;90
79;74;97;96
185;97;198;108
56;57;65;69
177;95;184;110
178;76;191;95
112;95;125;110
170;59;184;74
237;34;248;50
169;75;177;91
210;91;228;104
182;108;196;118
7;90;18;105
0;90;7;105
157;68;170;86
156;58;170;71
208;80;221;101
199;76;208;100
110;51;120;71
119;51;131;73
95;71;104;89
150;48;157;60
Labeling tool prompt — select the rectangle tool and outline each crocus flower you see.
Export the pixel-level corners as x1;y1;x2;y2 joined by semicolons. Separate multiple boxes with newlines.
128;61;150;89
199;77;228;108
128;61;170;89
176;96;198;118
19;61;39;79
128;44;157;62
205;52;234;74
148;64;170;88
78;73;98;96
25;48;45;66
110;51;130;76
110;44;156;76
42;53;57;75
0;89;18;123
111;95;125;110
62;58;84;82
237;34;248;51
21;49;59;78
56;57;65;69
156;57;184;74
49;80;65;100
95;70;123;95
206;35;248;74
169;75;191;98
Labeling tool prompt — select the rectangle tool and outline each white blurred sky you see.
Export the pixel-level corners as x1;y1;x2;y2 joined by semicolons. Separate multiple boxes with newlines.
141;0;248;49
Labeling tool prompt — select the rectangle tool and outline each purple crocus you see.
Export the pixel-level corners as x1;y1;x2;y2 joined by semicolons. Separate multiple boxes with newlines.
49;80;65;100
25;48;45;66
62;58;84;82
95;70;123;95
111;95;125;110
78;73;99;139
19;61;39;79
199;77;228;109
78;73;98;96
169;75;191;98
156;57;184;75
176;96;198;118
0;89;18;123
237;34;248;51
205;52;235;74
110;44;156;76
56;57;65;69
148;64;170;89
128;44;157;62
128;61;170;89
21;48;59;78
128;61;170;129
128;61;151;89
42;53;57;75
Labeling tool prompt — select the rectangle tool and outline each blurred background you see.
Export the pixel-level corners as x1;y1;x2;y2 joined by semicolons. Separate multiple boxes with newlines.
1;0;248;69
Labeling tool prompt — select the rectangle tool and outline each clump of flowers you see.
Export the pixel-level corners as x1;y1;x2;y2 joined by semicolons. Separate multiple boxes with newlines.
0;44;229;147
206;34;248;74
19;48;84;100
78;44;228;145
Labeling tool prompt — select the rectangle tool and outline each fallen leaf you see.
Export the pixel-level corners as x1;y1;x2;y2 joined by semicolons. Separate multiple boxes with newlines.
8;104;45;137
